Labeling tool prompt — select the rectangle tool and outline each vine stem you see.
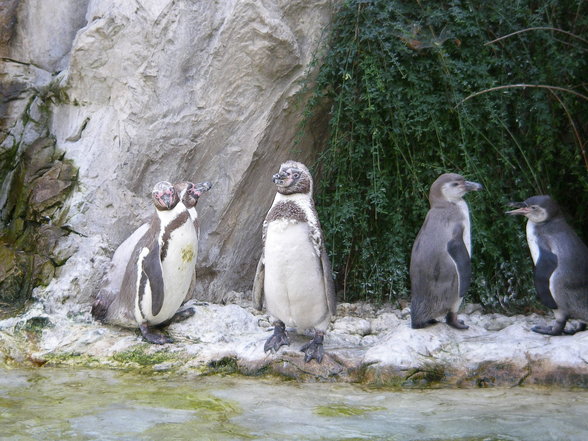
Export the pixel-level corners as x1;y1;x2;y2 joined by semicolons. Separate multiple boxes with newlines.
549;89;588;171
457;84;588;171
485;27;588;46
457;84;588;106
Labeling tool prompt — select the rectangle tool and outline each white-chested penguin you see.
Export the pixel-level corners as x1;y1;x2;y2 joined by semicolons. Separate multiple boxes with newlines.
175;180;212;304
252;160;336;363
174;181;213;236
507;195;588;335
410;173;482;329
98;180;213;302
92;181;200;344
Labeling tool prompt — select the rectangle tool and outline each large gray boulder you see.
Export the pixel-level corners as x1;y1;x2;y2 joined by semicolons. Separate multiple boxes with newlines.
1;0;335;310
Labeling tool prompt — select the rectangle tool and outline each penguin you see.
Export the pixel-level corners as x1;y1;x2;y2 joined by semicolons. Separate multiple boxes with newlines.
174;180;212;303
507;195;588;335
174;181;212;235
94;180;212;324
92;181;199;344
410;173;482;330
252;160;336;363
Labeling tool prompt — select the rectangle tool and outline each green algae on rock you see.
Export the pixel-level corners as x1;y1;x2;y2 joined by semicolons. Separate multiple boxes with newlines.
314;403;386;417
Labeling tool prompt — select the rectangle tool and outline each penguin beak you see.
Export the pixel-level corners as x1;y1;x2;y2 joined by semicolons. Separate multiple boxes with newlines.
154;191;174;209
464;181;483;192
506;202;530;215
272;172;287;186
193;181;212;197
161;191;175;209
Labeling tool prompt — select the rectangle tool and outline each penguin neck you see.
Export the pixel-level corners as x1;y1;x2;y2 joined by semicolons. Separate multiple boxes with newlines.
431;197;464;209
156;203;186;224
154;203;192;248
273;191;313;206
185;205;198;222
272;191;316;223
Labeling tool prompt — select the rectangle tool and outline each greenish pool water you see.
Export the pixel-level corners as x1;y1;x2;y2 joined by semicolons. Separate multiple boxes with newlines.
1;368;587;440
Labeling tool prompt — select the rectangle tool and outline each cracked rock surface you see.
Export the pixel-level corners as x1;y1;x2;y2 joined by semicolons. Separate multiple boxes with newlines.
2;298;587;388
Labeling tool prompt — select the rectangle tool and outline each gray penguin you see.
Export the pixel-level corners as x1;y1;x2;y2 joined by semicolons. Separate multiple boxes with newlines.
253;160;336;363
410;173;482;329
92;181;200;344
507;195;588;335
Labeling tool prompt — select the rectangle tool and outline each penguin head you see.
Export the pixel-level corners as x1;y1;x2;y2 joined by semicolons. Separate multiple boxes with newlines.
430;173;482;206
175;181;212;209
272;161;313;196
506;195;560;224
152;181;179;210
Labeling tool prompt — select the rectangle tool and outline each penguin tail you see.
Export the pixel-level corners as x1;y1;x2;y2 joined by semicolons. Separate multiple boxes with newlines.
91;289;114;322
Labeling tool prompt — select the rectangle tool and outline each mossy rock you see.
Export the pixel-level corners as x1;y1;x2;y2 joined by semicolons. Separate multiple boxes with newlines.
314;403;386;417
110;345;185;368
0;132;78;313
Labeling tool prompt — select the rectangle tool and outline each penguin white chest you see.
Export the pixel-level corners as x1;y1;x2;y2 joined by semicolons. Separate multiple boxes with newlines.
526;221;540;265
264;219;327;330
138;217;198;326
457;200;472;256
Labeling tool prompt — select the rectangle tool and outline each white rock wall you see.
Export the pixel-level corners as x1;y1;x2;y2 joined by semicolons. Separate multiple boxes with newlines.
2;0;335;307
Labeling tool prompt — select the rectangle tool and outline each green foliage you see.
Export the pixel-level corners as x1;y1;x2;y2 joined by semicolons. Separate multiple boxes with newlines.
308;0;588;310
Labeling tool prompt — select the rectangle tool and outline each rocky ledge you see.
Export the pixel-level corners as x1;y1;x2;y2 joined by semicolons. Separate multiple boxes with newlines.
1;297;587;388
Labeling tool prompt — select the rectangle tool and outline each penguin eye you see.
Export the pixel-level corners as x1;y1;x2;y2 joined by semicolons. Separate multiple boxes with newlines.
452;182;459;187
292;173;300;179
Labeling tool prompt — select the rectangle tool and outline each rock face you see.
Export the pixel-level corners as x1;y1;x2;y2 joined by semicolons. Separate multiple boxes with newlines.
1;0;334;310
0;136;78;311
3;2;586;389
2;300;588;387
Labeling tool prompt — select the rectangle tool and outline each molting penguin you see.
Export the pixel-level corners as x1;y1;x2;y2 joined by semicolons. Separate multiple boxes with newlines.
174;181;213;237
410;173;482;330
507;195;588;335
252;160;336;363
174;180;212;302
94;180;212;321
92;181;199;344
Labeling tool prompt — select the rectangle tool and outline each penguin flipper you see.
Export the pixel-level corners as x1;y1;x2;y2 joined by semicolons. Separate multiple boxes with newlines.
447;229;471;298
320;245;337;315
534;247;558;309
141;247;166;316
252;255;265;311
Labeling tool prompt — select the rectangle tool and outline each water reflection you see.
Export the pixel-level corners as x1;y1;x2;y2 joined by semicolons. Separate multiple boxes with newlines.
1;368;587;440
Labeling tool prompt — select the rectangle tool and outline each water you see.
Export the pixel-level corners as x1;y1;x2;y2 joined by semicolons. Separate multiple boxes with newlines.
1;368;587;441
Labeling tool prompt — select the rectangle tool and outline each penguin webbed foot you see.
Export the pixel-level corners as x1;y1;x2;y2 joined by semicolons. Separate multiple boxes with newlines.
171;307;196;323
531;320;566;336
446;312;469;330
264;321;290;353
300;331;325;363
156;307;197;328
568;322;588;334
411;318;438;329
139;323;173;344
534;320;586;336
